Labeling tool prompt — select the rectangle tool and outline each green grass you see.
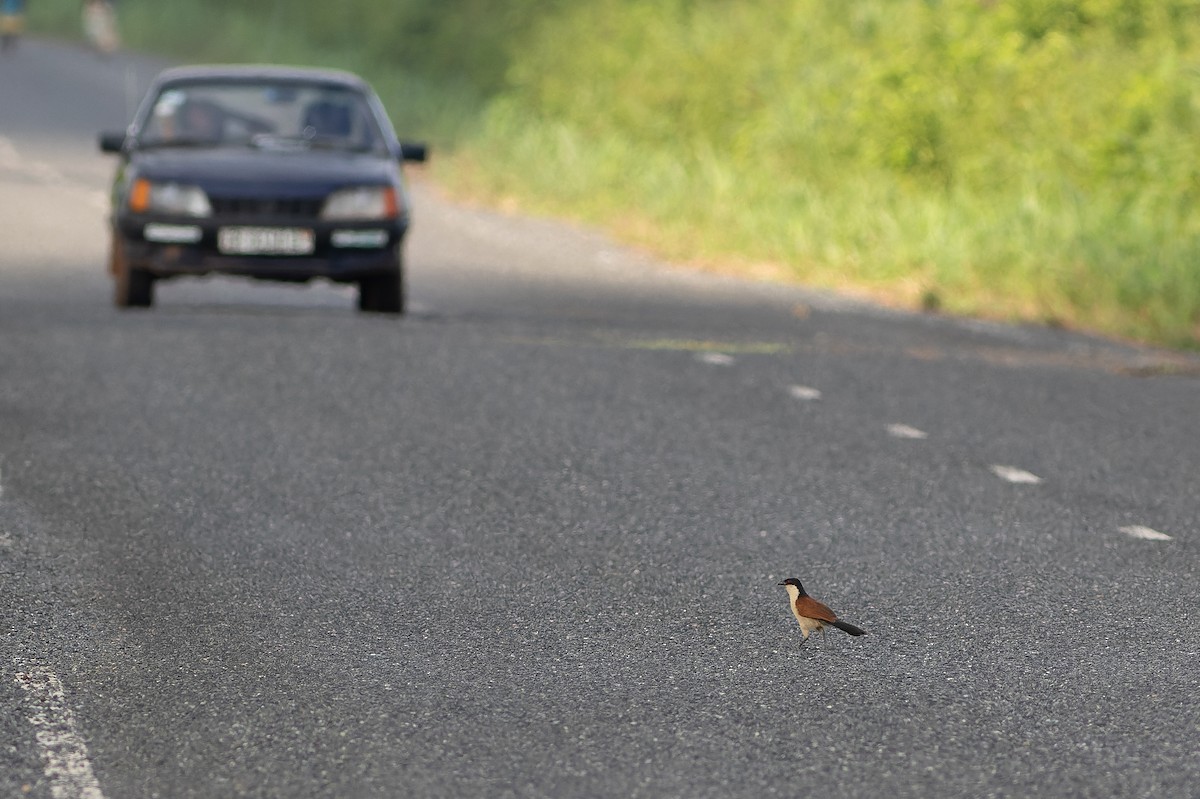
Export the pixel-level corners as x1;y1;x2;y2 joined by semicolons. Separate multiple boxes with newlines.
455;0;1200;348
30;0;1200;348
444;114;1200;346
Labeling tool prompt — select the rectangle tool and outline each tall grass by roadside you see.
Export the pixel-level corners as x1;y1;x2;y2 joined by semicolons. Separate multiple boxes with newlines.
458;0;1200;347
31;0;1200;347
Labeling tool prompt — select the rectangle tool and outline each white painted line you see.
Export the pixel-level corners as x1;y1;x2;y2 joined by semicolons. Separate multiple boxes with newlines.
0;135;20;169
30;161;67;184
1119;525;1173;541
14;668;107;799
886;423;927;439
0;136;107;214
787;385;822;401
989;465;1043;484
697;352;734;366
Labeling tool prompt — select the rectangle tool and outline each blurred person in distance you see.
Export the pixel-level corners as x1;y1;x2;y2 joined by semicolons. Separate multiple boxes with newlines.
82;0;119;55
1;0;25;52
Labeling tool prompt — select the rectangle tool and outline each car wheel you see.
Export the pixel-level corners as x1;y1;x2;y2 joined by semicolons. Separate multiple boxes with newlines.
111;237;154;308
116;268;154;308
358;271;404;315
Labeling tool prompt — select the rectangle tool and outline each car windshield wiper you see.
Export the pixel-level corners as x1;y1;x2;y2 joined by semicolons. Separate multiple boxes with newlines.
249;133;376;153
137;137;227;150
309;138;377;153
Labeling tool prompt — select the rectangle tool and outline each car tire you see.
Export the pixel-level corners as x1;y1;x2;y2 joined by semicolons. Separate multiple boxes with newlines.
111;237;154;308
358;270;404;315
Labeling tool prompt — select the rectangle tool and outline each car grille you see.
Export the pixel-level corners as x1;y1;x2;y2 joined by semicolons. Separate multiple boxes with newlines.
209;197;324;220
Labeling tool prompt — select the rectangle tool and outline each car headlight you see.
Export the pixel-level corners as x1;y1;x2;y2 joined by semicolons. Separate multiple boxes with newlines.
320;186;398;220
128;178;212;217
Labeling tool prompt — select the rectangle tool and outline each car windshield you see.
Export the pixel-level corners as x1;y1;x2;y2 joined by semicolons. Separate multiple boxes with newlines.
138;81;386;153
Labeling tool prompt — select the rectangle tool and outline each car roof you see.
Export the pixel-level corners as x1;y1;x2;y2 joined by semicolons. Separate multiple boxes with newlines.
152;64;371;91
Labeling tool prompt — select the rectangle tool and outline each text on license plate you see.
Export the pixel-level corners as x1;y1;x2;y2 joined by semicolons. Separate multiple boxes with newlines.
218;227;314;255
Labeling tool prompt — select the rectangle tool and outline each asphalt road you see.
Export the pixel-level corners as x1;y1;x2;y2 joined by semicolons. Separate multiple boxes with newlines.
3;38;1199;799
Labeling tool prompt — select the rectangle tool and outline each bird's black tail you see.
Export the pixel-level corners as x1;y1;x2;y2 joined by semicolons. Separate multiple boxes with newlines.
831;620;867;636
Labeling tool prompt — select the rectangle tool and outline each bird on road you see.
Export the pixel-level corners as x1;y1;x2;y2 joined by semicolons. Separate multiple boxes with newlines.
778;577;867;645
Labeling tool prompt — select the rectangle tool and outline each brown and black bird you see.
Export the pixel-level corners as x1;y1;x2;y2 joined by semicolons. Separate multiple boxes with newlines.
778;577;867;644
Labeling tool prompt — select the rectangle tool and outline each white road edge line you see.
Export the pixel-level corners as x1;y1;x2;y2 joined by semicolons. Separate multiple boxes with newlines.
13;667;107;799
697;352;735;366
0;135;20;169
0;135;108;213
989;465;1043;485
1119;525;1173;541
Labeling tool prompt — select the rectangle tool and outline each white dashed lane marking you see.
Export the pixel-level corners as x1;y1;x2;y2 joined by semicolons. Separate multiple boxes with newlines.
715;360;1171;551
13;668;107;799
787;385;822;401
989;465;1043;485
886;423;928;439
1119;525;1173;541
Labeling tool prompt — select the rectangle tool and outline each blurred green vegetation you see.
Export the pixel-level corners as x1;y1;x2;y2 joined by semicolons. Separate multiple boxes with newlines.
31;0;1200;346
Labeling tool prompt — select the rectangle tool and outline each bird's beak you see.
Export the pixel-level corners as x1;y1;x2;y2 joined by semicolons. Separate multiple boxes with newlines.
777;581;786;586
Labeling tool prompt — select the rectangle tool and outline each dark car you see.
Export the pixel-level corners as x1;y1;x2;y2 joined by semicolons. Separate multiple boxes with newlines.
99;64;427;313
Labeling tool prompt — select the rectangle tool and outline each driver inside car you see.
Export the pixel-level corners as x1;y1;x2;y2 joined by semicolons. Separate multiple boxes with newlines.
152;95;225;143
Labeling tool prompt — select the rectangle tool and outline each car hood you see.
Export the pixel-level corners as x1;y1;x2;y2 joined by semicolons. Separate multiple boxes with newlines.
130;147;398;198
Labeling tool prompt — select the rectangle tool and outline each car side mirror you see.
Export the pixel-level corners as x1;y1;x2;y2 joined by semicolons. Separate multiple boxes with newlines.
99;131;128;153
398;141;428;163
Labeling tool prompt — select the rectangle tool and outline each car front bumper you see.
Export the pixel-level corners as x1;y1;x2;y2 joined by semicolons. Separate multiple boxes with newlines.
117;217;407;283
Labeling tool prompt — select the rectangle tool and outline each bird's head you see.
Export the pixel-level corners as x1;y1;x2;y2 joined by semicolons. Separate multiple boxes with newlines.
777;577;806;595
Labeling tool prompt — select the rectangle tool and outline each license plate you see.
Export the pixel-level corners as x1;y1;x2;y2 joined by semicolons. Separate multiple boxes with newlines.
218;227;314;255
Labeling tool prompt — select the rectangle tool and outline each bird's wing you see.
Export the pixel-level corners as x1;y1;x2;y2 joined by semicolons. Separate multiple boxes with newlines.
795;596;839;622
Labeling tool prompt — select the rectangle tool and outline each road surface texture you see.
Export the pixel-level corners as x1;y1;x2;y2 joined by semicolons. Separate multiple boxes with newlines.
2;38;1198;799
